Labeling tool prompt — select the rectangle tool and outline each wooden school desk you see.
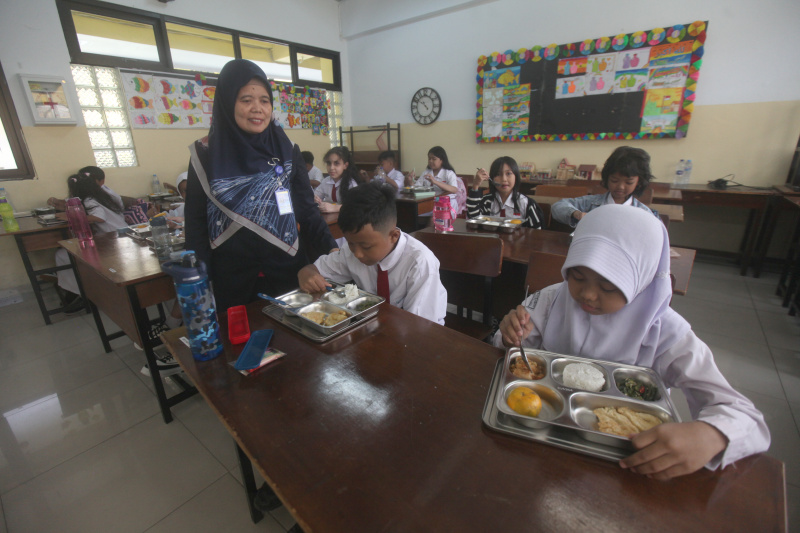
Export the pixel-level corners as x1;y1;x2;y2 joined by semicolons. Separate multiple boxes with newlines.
396;192;435;232
0;216;77;324
320;211;342;240
59;231;196;423
161;301;787;532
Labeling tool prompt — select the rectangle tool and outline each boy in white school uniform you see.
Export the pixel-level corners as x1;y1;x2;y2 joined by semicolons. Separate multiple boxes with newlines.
376;150;405;191
298;181;447;324
302;150;324;188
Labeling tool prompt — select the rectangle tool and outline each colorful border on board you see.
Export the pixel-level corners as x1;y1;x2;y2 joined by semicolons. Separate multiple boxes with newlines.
475;21;707;143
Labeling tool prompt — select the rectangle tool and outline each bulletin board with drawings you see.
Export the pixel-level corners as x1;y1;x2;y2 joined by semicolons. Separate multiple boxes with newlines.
121;71;216;129
270;81;329;136
475;21;708;143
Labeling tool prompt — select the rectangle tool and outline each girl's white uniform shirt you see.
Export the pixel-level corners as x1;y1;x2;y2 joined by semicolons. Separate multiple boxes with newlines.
494;282;770;470
414;169;459;211
84;198;127;232
489;192;529;217
314;176;358;203
312;232;447;324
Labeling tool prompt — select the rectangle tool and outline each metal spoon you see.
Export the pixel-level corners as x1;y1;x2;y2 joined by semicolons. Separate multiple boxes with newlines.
518;286;535;375
257;293;288;306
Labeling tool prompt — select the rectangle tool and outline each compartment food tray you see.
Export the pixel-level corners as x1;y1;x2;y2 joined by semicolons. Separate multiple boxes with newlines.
466;216;523;232
483;348;680;460
262;303;378;343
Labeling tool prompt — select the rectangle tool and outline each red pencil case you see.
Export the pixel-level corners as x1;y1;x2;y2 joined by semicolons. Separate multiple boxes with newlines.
227;305;251;344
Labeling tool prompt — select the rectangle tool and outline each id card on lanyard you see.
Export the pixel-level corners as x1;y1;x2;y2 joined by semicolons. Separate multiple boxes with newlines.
275;187;293;215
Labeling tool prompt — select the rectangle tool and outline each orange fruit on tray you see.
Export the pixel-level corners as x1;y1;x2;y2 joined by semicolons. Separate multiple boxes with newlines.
507;386;543;417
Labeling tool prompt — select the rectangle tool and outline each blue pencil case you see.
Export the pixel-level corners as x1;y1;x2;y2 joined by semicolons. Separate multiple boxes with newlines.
234;329;273;370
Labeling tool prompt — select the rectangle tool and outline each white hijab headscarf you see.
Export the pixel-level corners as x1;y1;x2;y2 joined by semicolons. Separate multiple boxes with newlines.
541;204;690;367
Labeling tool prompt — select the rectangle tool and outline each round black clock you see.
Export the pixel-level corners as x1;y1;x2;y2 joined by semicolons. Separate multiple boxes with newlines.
411;87;441;125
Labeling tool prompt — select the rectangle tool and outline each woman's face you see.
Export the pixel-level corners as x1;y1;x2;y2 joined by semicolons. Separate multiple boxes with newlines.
326;154;348;181
493;164;516;195
428;153;443;171
234;79;272;135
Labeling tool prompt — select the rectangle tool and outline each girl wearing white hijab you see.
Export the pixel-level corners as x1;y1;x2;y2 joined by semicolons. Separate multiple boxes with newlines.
497;204;769;480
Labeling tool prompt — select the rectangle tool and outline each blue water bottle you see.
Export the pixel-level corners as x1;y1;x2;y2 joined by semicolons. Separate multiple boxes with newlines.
162;252;223;361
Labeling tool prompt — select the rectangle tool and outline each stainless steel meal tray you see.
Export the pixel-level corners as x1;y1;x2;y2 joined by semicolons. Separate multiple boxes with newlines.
320;286;385;316
403;186;435;193
262;303;378;343
145;235;185;251
491;348;680;453
466;216;522;232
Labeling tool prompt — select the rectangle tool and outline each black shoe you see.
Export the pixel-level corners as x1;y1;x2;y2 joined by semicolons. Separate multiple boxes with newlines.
133;321;171;350
253;482;283;513
62;296;86;315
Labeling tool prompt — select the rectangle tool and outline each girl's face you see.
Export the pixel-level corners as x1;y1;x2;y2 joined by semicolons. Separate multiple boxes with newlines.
607;172;639;203
428;153;443;171
493;164;516;195
325;154;348;181
567;266;627;316
234;79;272;135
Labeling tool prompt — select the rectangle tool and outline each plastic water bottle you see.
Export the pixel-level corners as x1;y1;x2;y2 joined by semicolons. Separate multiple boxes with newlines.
373;166;386;184
0;197;19;232
673;159;685;188
682;159;692;185
433;196;454;232
151;174;161;194
149;216;173;261
161;252;223;361
0;187;13;211
65;197;93;245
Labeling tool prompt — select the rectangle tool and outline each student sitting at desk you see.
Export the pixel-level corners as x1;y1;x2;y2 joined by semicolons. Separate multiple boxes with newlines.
374;150;405;191
314;146;363;213
551;146;658;228
497;205;770;479
299;181;447;324
48;165;138;212
405;145;460;212
302;150;324;188
468;156;545;228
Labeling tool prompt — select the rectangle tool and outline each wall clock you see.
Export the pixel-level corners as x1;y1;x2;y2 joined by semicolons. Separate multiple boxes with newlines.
411;87;441;125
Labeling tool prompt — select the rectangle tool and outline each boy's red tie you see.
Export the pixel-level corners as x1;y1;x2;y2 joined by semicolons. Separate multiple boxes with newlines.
500;208;506;217
331;183;337;203
376;265;390;301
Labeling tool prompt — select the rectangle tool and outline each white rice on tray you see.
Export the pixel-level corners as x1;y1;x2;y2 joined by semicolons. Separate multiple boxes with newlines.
328;283;360;305
562;362;605;392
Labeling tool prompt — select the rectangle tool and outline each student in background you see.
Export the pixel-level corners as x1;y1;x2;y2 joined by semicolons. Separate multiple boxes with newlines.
551;146;658;227
302;150;324;188
314;146;363;213
299;181;447;325
469;156;545;228
375;150;404;191
405;146;459;211
497;205;769;479
48;165;137;211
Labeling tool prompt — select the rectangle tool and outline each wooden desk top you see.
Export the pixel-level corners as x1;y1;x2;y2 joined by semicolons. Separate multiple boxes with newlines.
162;301;786;532
59;230;166;287
0;216;68;237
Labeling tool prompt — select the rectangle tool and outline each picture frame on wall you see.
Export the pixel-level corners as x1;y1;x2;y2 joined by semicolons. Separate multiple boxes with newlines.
18;74;77;125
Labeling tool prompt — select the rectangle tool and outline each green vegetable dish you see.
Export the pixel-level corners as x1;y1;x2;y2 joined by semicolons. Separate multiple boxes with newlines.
353;301;375;312
618;378;658;401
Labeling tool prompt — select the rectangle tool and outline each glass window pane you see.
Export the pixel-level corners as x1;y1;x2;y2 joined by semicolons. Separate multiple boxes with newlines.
88;129;111;149
116;149;137;167
83;108;105;128
94;150;115;167
110;130;132;148
100;89;121;108
95;68;119;88
0;114;18;170
240;37;291;82
71;10;159;62
105;109;128;128
77;87;100;107
297;53;334;84
71;65;94;86
166;23;234;74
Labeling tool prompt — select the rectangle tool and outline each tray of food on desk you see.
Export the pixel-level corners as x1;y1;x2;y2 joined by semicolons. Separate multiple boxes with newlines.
148;192;171;199
128;223;151;236
466;215;524;233
482;348;680;461
145;234;185;251
401;186;435;196
262;282;384;342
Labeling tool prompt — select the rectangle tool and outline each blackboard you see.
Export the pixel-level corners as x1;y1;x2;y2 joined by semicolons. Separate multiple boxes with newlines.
476;21;708;143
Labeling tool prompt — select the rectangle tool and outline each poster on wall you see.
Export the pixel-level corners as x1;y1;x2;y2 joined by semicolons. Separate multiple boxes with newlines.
270;82;329;136
121;71;215;129
475;21;708;142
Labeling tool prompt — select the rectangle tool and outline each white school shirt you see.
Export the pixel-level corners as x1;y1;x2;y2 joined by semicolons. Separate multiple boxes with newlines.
168;203;185;218
604;193;634;206
314;176;358;204
102;184;124;211
489;192;530;217
308;166;324;184
84;197;127;233
313;232;447;325
414;169;459;211
386;168;405;190
493;284;770;470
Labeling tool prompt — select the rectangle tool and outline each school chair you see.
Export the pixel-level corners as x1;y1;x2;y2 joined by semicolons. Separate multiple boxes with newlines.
525;251;566;294
535;184;589;198
538;202;552;229
414;231;504;341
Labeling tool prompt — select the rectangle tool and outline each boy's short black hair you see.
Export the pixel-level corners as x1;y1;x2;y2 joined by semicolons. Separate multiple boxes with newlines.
301;151;314;165
378;150;396;164
601;146;653;196
338;182;397;234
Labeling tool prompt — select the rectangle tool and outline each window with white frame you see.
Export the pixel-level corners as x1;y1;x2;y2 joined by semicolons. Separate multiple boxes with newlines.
71;64;137;168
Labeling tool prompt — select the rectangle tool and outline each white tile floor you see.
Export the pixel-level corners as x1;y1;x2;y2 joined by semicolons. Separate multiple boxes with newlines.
0;257;798;532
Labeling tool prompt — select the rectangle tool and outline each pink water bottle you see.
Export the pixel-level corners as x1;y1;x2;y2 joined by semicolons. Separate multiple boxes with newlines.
433;196;454;232
65;197;94;246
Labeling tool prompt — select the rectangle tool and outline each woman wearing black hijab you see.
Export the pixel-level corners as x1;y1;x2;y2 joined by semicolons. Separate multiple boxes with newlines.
185;59;337;312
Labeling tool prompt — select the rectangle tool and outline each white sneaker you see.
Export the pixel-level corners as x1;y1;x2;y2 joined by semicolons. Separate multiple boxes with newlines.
140;351;182;377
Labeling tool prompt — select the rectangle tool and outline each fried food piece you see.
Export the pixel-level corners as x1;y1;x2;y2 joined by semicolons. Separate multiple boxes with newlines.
301;311;326;325
593;406;663;437
323;310;348;326
509;357;545;380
